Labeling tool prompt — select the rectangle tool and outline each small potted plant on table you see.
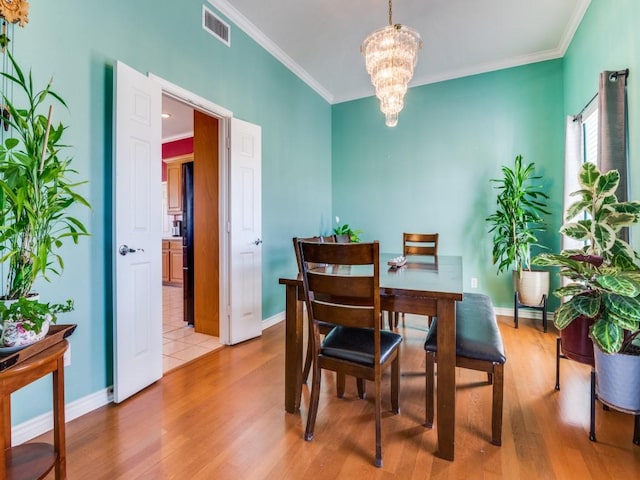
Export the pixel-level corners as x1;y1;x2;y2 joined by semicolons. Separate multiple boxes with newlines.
0;51;89;350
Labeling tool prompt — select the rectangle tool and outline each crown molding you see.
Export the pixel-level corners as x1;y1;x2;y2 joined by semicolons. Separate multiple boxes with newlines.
207;0;333;103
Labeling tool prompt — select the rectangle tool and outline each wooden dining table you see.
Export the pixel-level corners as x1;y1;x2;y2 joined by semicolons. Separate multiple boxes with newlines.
279;253;463;461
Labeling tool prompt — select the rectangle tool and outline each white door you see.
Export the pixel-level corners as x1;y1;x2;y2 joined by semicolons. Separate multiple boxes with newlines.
113;61;162;402
228;118;262;345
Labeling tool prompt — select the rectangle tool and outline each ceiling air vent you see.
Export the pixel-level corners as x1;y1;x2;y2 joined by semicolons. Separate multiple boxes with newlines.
202;5;230;47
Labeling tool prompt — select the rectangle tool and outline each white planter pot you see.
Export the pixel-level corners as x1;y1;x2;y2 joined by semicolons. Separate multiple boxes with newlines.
513;270;549;306
0;294;50;348
594;346;640;414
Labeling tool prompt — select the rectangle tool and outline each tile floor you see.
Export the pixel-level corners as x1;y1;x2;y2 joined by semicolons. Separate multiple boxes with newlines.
162;285;224;373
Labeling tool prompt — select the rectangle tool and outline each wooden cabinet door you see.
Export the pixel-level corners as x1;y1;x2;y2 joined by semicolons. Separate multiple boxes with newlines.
162;249;170;283
164;154;193;216
166;162;182;215
170;248;183;283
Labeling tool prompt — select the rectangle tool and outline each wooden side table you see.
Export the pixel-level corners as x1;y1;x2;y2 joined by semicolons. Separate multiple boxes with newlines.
0;339;69;480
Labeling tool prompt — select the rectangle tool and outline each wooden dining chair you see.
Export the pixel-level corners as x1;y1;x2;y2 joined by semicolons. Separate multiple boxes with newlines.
292;236;336;385
297;240;403;468
389;233;440;329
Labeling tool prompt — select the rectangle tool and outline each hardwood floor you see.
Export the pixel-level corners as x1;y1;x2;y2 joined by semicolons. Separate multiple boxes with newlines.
38;314;639;479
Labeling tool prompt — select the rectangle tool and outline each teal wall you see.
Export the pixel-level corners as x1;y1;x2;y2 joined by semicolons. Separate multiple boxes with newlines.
332;60;566;310
563;0;640;251
8;1;331;423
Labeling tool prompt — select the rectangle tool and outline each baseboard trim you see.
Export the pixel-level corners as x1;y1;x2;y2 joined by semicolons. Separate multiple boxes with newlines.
13;387;113;445
262;311;284;330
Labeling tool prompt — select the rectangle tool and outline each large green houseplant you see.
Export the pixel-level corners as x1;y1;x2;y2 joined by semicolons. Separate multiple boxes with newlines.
532;163;640;354
486;154;550;306
0;51;89;348
533;163;640;413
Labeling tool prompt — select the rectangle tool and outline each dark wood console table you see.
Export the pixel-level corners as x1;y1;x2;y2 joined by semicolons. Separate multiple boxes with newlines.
0;325;76;480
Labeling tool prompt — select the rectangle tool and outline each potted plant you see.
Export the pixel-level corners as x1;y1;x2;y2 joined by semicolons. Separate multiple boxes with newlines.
486;154;550;306
333;216;362;243
0;51;90;349
533;163;640;412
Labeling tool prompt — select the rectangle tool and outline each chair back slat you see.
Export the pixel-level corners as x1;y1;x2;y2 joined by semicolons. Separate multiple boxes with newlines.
301;242;375;266
307;272;373;301
311;301;376;329
403;232;439;256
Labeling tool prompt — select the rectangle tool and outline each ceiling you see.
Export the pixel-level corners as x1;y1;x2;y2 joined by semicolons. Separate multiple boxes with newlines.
163;0;591;140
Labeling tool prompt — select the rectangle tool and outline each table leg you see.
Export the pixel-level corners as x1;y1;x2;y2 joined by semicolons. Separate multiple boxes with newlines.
53;354;67;479
284;283;304;413
436;299;456;461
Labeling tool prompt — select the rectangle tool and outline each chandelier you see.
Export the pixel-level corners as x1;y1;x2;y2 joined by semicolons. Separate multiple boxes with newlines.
361;0;422;127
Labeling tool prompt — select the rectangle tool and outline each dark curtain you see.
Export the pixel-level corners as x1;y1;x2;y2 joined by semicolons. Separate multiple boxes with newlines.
598;69;629;240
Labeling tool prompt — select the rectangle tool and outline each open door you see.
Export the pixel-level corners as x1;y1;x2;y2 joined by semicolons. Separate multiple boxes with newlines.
228;118;262;345
113;61;162;402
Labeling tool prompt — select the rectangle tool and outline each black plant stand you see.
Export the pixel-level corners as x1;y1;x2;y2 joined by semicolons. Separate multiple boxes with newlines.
514;291;548;332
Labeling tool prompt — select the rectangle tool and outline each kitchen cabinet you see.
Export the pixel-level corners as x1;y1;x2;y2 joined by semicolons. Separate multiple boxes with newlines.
165;154;192;215
162;239;183;286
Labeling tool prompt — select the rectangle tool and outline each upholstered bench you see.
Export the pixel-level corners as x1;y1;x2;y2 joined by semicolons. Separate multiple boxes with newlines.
424;292;506;446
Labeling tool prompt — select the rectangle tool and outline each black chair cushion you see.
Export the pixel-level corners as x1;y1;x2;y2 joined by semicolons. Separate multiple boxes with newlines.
321;326;403;365
424;292;506;364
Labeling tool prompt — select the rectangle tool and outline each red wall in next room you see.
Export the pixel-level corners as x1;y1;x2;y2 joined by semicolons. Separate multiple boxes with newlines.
161;137;193;181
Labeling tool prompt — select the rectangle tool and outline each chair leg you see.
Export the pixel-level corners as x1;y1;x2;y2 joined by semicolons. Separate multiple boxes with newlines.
589;368;597;442
305;367;322;441
391;356;400;414
634;414;639;445
555;337;561;391
374;374;383;468
514;292;519;329
491;363;504;446
425;351;435;428
337;372;346;398
401;312;405;327
542;294;548;333
357;377;367;399
302;340;313;384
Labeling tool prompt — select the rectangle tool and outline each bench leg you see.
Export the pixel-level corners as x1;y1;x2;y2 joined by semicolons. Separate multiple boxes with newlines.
555;337;561;390
425;351;435;428
337;373;346;398
356;377;366;399
491;363;504;446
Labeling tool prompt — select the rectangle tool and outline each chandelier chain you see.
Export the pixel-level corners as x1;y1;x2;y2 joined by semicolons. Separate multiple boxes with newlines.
388;0;393;26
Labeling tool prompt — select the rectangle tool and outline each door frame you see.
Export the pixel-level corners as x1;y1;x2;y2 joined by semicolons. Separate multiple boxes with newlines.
150;74;233;345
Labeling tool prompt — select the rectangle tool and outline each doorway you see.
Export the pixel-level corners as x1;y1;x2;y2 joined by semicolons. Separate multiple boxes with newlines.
160;94;223;373
113;64;263;401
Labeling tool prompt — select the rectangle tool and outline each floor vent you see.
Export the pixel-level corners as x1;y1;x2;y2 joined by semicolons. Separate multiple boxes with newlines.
202;5;230;46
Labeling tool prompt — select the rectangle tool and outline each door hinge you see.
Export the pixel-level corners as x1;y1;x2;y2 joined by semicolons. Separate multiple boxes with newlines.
226;137;231;150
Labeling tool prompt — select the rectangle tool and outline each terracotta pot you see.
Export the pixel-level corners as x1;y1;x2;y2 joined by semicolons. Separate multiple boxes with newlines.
594;346;640;414
513;270;549;306
560;315;595;366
